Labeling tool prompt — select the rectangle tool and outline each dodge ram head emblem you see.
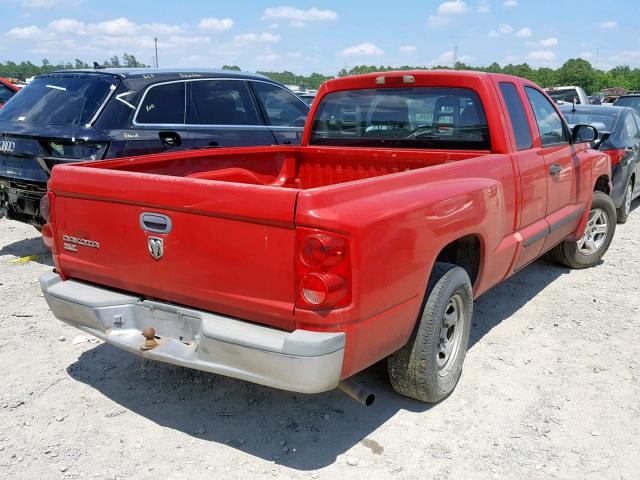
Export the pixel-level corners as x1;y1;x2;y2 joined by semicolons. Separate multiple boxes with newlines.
148;237;164;260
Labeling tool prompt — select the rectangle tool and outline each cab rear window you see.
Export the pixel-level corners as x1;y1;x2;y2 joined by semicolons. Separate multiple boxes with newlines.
310;87;490;150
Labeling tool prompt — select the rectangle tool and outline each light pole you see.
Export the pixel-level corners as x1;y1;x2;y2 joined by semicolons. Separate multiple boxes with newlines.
154;37;159;68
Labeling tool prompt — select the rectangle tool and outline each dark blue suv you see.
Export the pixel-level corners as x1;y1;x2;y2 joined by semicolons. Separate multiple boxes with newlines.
0;68;309;227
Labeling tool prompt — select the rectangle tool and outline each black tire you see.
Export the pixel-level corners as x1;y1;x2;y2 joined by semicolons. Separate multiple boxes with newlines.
550;191;616;269
616;181;633;224
388;262;473;403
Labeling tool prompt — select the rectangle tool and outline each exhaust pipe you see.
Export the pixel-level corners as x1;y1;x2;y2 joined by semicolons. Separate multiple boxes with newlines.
338;379;376;406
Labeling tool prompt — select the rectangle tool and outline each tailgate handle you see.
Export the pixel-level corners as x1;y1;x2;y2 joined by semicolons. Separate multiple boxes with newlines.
140;213;172;234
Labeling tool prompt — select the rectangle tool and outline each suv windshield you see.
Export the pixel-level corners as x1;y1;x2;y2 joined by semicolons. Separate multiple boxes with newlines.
0;73;116;126
310;87;490;150
546;88;580;104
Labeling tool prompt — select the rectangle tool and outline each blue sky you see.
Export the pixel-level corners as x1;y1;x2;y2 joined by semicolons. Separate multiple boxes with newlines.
0;0;638;74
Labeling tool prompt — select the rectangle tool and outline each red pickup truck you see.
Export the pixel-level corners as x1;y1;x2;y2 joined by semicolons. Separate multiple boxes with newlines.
0;77;19;108
39;70;615;403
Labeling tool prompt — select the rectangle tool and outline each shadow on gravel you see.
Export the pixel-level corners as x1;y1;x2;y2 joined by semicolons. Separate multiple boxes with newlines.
68;349;430;470
0;235;52;266
470;257;570;348
66;257;570;470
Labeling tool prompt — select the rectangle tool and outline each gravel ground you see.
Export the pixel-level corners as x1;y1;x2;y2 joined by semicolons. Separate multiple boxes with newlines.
1;203;639;480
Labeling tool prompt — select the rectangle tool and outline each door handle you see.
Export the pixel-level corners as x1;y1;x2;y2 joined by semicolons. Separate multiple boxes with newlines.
549;164;562;175
140;212;172;233
159;131;182;148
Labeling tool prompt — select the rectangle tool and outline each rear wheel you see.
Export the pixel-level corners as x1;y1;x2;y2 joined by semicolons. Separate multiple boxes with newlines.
550;191;616;269
388;262;473;403
616;181;633;224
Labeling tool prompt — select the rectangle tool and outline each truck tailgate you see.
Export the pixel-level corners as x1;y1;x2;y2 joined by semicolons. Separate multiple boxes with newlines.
49;166;299;330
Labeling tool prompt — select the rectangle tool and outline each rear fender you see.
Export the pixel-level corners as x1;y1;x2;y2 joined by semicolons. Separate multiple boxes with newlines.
295;176;511;377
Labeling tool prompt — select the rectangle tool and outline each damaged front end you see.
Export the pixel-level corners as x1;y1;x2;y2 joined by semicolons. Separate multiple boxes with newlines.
0;176;47;227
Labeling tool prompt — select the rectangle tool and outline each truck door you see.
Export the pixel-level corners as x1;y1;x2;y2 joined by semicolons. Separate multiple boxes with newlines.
498;82;548;270
524;87;583;251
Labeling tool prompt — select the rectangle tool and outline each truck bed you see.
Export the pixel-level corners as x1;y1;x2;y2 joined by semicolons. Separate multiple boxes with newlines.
82;146;485;189
47;145;489;333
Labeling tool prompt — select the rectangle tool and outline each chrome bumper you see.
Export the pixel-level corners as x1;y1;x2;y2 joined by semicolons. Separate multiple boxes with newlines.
40;271;345;393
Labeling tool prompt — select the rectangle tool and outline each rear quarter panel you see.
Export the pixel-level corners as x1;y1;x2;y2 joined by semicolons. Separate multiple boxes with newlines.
295;153;519;377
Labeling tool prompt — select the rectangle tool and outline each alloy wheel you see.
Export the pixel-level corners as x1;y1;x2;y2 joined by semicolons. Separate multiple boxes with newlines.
577;208;609;255
624;183;632;217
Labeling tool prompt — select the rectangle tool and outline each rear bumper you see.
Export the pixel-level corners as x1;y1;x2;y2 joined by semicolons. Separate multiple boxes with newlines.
40;271;345;394
610;163;633;208
0;177;46;224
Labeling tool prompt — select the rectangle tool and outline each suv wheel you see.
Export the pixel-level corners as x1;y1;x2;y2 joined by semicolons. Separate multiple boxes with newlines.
616;181;633;224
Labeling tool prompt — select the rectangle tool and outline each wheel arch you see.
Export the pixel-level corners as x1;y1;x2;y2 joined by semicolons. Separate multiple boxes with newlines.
594;174;611;195
433;234;483;289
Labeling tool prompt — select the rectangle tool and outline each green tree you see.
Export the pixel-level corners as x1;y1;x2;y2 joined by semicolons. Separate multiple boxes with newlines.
122;53;141;68
222;65;241;71
557;58;596;93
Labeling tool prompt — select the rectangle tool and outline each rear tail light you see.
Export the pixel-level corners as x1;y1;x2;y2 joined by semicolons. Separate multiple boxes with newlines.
39;193;51;223
296;228;351;310
300;233;346;267
41;223;54;251
39;192;55;252
300;272;347;306
603;148;626;166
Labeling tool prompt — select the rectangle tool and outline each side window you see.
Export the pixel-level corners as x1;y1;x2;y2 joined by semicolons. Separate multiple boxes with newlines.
524;87;569;147
0;84;14;103
187;80;260;126
633;113;640;138
136;82;185;125
624;113;640;140
499;82;533;150
251;82;308;127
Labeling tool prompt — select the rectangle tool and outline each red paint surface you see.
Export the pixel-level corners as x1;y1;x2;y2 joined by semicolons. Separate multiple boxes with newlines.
45;71;610;378
0;77;20;107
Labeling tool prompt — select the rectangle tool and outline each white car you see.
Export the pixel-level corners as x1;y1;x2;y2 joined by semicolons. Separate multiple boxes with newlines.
545;86;590;105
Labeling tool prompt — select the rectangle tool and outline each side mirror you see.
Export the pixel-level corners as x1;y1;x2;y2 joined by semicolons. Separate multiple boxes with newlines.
572;124;598;144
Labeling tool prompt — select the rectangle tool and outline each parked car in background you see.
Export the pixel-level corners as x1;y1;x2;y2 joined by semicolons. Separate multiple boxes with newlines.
0;68;309;228
0;77;20;108
560;104;640;222
613;93;640;114
39;70;615;404
545;86;589;105
297;91;317;106
589;93;604;105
